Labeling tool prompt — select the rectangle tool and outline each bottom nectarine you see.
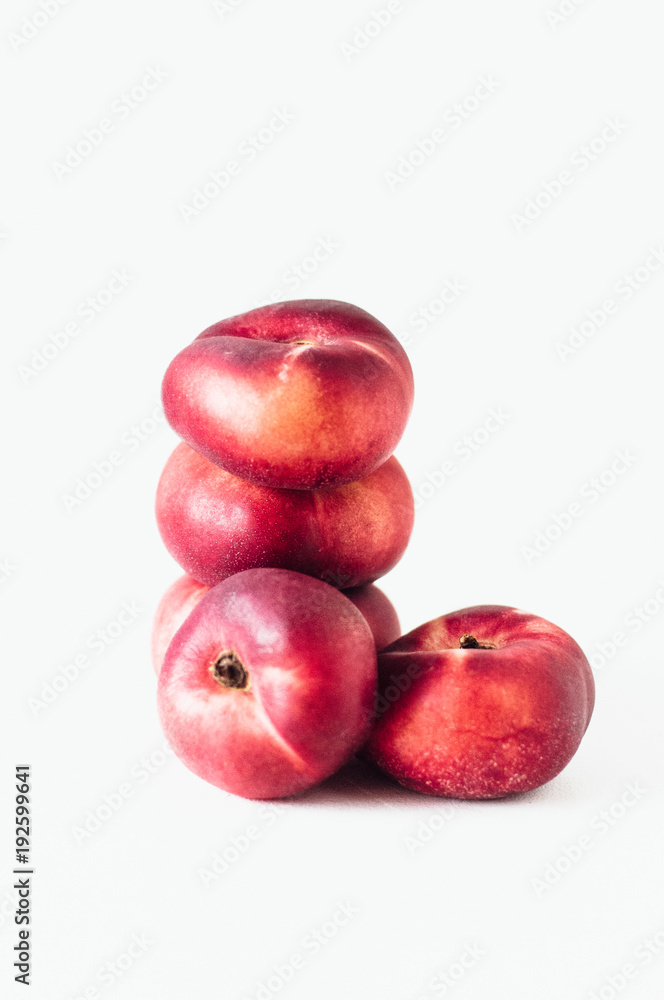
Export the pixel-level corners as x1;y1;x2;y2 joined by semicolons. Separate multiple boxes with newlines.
158;568;377;799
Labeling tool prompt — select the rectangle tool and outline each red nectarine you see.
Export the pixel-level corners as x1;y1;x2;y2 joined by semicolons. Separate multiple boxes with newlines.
156;443;414;589
364;605;594;798
151;574;401;674
157;569;377;799
161;299;414;490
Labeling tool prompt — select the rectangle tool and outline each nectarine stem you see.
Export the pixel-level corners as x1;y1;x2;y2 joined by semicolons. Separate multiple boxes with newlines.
459;634;496;650
211;651;249;689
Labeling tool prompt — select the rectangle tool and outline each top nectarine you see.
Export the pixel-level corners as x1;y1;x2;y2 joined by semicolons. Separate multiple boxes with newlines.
161;299;414;490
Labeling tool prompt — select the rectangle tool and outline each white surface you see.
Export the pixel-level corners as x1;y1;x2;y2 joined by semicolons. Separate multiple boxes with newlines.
2;1;663;998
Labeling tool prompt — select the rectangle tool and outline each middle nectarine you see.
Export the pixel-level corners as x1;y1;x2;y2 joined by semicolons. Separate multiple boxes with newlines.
156;442;414;589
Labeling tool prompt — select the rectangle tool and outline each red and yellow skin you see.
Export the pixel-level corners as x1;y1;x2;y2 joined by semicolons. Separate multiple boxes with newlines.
364;605;595;799
161;299;414;490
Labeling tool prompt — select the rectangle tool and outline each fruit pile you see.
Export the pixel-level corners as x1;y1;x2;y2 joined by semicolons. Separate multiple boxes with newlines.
153;299;594;801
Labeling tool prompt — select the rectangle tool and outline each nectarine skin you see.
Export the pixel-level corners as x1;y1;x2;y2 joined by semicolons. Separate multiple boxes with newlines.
155;442;414;589
151;575;210;674
342;584;401;651
364;605;595;799
151;574;401;674
161;299;414;490
157;569;377;799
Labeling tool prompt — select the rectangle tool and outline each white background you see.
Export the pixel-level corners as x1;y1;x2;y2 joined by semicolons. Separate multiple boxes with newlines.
2;1;664;998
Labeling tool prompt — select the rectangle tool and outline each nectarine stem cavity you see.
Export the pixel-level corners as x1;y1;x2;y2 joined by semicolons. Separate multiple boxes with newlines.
459;634;496;650
211;651;249;689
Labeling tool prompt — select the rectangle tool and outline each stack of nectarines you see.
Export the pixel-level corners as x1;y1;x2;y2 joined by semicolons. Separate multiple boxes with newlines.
153;299;594;801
